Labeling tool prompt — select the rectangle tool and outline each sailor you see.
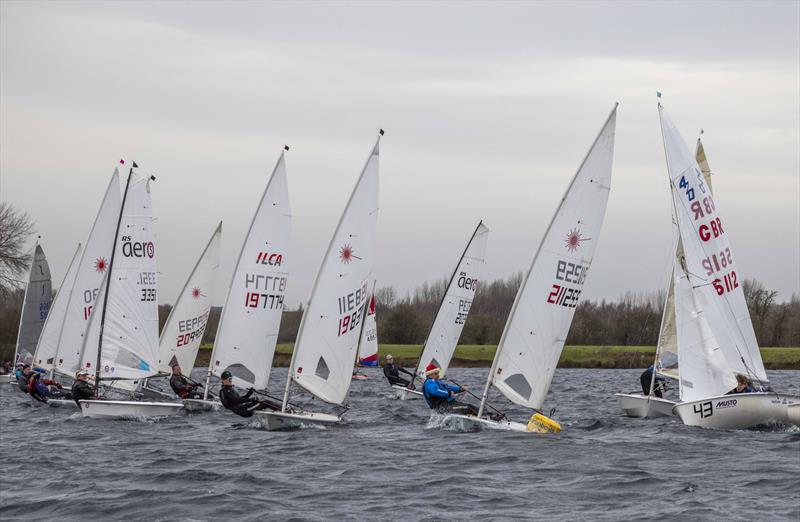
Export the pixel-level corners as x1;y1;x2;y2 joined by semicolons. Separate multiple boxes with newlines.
726;374;754;395
383;355;415;388
218;370;281;418
17;365;33;392
14;362;25;380
71;370;96;405
422;363;479;416
0;360;12;375
169;364;203;399
639;364;667;398
27;372;67;403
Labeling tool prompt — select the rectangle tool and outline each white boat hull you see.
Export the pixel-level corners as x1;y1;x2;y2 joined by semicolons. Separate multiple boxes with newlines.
79;399;184;419
673;392;800;430
614;393;676;418
0;374;15;384
787;404;800;427
437;413;531;433
182;398;222;412
47;399;79;409
254;410;343;431
391;385;423;400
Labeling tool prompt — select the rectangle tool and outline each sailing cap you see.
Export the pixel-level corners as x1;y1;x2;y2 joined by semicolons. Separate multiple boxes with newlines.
385;354;393;361
221;370;233;380
425;363;440;376
16;362;24;367
77;369;90;377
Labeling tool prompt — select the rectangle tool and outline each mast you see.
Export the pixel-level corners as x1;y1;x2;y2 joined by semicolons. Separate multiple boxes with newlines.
93;163;136;396
413;221;484;379
204;147;288;400
478;103;618;418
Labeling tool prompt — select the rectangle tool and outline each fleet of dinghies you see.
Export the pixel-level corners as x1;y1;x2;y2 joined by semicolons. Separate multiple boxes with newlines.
4;101;799;432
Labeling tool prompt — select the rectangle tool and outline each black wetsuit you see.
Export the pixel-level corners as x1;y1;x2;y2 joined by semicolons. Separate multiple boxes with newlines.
71;380;96;405
170;374;202;399
18;373;32;392
383;363;414;387
219;385;280;418
640;366;666;398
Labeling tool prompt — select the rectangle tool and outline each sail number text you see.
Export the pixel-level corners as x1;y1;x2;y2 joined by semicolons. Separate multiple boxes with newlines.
546;260;587;308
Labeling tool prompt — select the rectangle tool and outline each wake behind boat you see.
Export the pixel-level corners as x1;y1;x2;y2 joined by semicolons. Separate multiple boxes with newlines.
438;104;617;434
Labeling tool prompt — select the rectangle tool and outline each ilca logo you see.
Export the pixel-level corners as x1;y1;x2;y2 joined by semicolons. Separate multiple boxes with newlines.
339;244;361;264
564;228;590;253
94;257;108;273
191;287;204;299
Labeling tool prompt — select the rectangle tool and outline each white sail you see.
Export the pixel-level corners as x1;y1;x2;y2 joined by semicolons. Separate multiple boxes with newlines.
416;222;489;378
655;139;714;382
55;169;121;377
210;152;291;390
489;105;617;411
33;243;82;371
14;244;52;365
158;222;221;373
357;287;379;367
289;135;381;405
658;105;766;386
673;256;735;401
81;171;160;381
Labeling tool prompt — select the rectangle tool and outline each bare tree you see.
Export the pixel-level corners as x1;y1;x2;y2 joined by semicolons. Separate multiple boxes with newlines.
0;202;35;297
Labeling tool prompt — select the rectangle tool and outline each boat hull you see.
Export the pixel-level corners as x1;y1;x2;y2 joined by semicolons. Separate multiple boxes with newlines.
47;399;79;409
254;410;342;431
79;399;183;419
182;398;222;412
673;392;800;430
614;393;676;418
787;404;800;427
437;414;531;433
0;374;15;385
391;385;423;400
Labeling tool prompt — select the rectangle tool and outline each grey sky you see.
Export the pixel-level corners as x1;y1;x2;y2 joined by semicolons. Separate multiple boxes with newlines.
1;1;798;308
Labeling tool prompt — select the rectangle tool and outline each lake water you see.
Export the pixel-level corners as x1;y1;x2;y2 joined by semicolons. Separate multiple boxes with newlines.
1;368;798;521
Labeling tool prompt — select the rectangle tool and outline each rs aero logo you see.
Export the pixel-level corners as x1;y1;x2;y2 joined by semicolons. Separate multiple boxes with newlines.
121;236;155;258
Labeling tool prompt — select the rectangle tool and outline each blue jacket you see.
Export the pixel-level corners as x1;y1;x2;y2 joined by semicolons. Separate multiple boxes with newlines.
423;378;462;409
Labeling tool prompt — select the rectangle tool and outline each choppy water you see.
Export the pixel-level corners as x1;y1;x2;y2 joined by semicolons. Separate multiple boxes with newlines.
1;368;798;521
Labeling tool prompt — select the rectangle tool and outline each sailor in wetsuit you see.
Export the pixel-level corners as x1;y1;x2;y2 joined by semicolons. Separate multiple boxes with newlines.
71;370;96;405
28;372;68;403
422;363;479;416
169;364;203;399
17;365;33;392
726;374;755;395
218;370;281;418
639;364;667;398
383;355;415;388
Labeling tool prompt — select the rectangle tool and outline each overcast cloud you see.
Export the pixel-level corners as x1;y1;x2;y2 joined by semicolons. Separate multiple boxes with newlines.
1;0;798;307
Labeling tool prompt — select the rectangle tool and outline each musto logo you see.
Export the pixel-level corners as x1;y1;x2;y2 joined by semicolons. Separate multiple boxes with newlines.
121;236;155;258
715;399;737;409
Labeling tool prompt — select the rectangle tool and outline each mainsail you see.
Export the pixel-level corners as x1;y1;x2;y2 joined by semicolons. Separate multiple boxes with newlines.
415;222;489;378
55;169;121;377
80;170;160;381
158;222;221;374
208;151;291;390
482;105;617;413
658;104;766;398
14;244;52;366
33;243;82;373
287;133;381;406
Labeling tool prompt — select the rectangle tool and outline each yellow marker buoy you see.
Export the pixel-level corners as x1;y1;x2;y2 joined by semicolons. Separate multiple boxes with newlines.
526;412;562;433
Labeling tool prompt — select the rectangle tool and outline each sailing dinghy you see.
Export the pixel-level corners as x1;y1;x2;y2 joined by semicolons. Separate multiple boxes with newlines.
657;103;799;430
392;222;489;400
0;243;53;385
256;132;382;430
146;223;222;411
615;137;714;418
441;105;617;433
199;149;292;413
30;243;83;406
79;164;182;418
352;287;378;380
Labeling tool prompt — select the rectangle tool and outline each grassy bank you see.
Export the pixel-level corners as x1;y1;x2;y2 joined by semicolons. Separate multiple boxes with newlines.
193;344;800;370
4;343;796;369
